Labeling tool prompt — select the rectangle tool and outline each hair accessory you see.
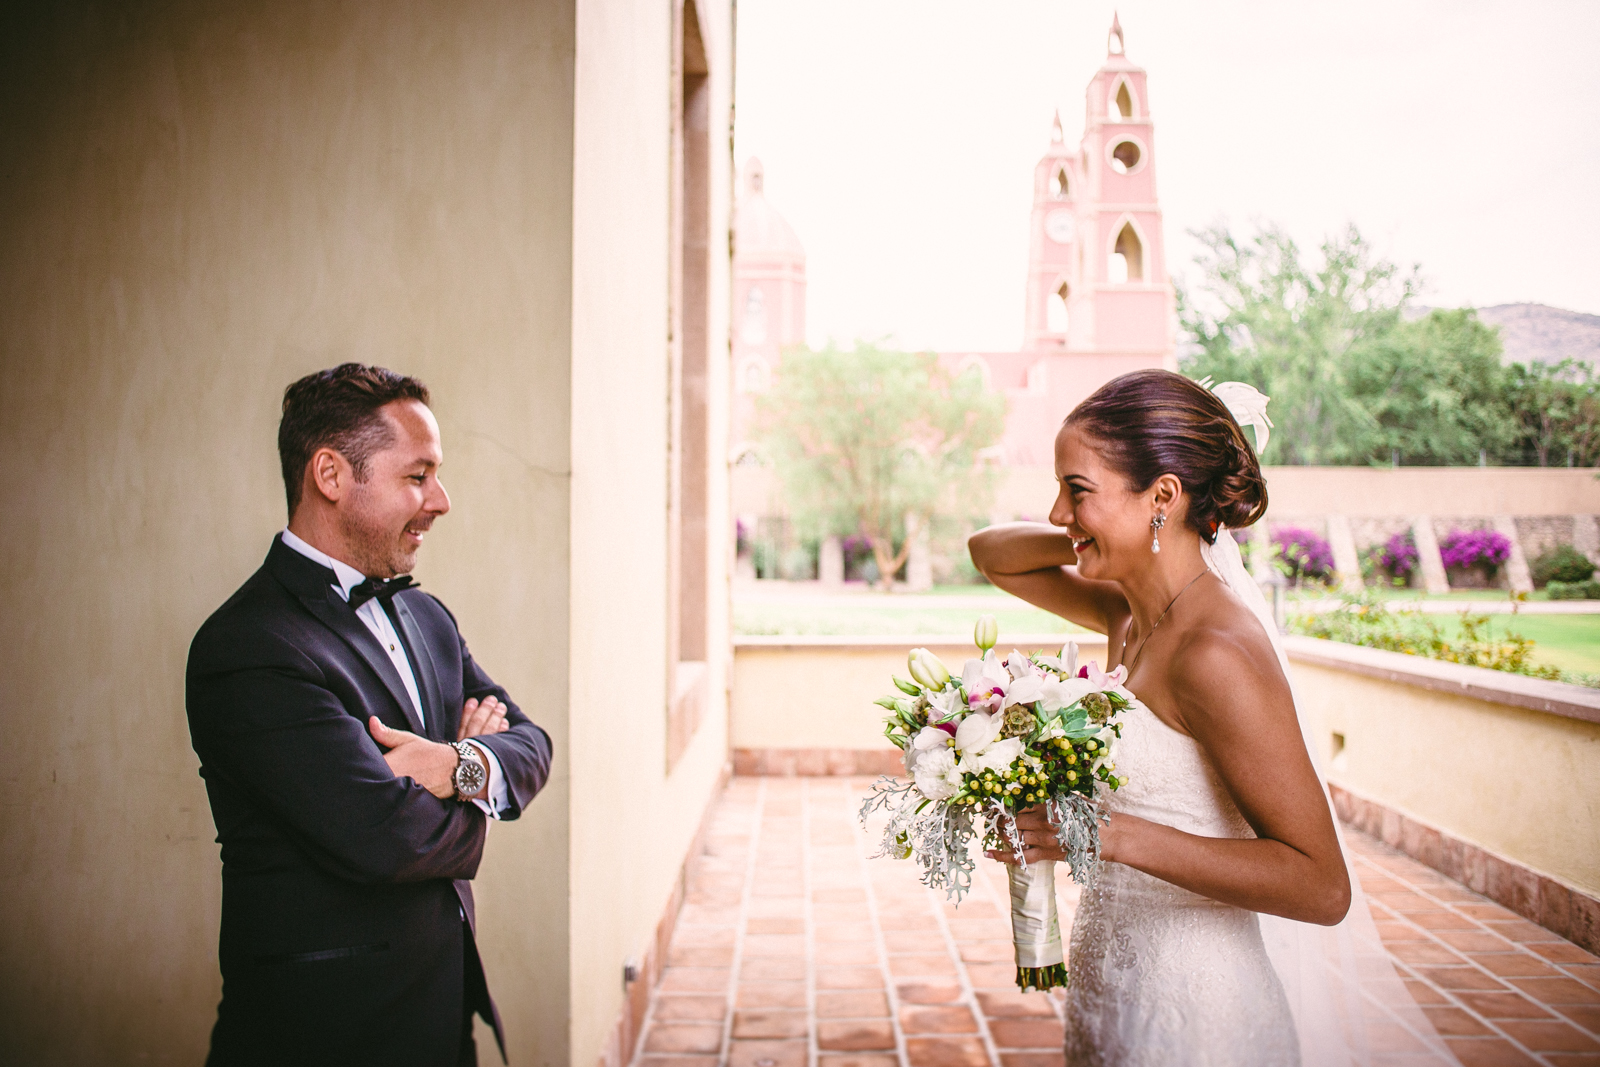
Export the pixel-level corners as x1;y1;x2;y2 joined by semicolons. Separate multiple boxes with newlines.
1195;377;1273;454
1150;511;1166;554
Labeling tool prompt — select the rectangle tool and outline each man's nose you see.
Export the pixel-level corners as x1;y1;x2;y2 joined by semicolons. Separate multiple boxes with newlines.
429;477;451;515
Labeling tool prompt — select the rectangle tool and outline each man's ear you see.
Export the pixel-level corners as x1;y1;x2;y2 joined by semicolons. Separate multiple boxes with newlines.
307;447;353;505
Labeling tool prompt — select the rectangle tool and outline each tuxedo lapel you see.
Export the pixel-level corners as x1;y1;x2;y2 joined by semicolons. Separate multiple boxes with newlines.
299;587;428;736
392;597;447;740
266;535;428;735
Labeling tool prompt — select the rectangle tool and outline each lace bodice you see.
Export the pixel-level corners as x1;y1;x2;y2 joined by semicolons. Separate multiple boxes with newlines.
1104;699;1253;840
1063;695;1299;1067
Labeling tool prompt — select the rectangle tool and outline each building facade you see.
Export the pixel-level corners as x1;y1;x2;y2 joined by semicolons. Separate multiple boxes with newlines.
732;17;1175;468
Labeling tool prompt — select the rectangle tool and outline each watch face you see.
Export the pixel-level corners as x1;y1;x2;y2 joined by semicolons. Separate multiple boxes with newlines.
1045;210;1076;244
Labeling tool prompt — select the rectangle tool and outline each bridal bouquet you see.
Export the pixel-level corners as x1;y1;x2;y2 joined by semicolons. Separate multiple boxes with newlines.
859;616;1131;991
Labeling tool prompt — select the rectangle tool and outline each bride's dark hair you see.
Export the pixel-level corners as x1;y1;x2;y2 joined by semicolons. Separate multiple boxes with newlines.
1064;369;1267;542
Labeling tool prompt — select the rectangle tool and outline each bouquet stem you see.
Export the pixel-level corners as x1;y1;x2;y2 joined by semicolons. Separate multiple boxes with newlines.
1006;859;1067;991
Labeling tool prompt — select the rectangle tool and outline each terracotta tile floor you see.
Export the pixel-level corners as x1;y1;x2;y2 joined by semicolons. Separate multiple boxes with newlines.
632;778;1600;1067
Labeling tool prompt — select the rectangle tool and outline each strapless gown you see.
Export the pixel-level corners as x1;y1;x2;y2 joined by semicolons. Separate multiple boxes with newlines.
1064;697;1300;1066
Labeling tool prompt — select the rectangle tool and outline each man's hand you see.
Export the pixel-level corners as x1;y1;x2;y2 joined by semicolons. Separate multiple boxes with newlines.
457;695;511;742
368;717;458;799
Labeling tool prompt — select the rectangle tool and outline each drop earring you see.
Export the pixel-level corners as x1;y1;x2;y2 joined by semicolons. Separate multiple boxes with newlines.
1150;512;1166;554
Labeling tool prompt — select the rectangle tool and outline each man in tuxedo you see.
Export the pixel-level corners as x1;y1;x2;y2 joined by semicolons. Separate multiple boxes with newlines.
187;363;551;1066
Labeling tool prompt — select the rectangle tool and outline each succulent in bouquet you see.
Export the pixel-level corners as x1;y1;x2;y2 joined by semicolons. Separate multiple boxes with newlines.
860;615;1131;991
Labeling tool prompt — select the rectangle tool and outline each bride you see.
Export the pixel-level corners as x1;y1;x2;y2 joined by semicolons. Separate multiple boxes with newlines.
968;370;1447;1066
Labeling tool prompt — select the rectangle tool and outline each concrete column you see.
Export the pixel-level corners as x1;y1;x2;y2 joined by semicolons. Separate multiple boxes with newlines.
1251;522;1274;579
905;513;933;592
1492;516;1533;593
818;536;844;585
1575;514;1600;567
1412;517;1450;595
1325;515;1364;594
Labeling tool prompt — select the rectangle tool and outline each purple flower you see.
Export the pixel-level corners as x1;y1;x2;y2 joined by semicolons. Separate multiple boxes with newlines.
1378;532;1417;576
1440;529;1512;570
1272;526;1334;579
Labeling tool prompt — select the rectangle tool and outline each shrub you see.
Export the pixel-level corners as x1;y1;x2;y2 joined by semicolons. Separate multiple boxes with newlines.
1532;545;1596;587
1547;579;1600;600
1374;531;1417;583
1289;589;1568;684
1439;528;1511;572
1271;526;1334;583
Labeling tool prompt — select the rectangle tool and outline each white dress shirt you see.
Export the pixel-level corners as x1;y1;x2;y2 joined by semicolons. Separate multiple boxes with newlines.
281;529;507;819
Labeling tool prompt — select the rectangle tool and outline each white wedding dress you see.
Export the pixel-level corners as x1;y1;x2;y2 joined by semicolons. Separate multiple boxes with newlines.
1061;529;1457;1067
1063;695;1300;1066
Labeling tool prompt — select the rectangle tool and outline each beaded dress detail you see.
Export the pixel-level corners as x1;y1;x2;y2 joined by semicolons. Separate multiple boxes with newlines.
1064;696;1299;1066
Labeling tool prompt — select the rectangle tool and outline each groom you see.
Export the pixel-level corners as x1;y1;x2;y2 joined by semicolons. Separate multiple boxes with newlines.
186;363;552;1066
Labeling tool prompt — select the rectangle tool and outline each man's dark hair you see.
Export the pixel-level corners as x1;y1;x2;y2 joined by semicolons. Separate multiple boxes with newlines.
278;363;431;517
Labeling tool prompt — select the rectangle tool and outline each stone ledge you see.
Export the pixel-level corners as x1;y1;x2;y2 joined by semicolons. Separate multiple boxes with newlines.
1331;782;1600;955
734;633;1107;652
1284;634;1600;724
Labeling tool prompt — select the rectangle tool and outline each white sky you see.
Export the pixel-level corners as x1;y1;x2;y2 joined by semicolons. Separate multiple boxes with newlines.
733;0;1600;352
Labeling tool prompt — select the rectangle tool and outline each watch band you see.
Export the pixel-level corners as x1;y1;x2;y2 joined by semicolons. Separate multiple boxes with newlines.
451;740;488;802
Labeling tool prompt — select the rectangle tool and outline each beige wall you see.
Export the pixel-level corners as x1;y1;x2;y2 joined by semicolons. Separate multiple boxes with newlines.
0;2;731;1064
733;465;1600;525
1298;663;1600;898
730;640;1599;898
566;1;733;1065
984;466;1600;522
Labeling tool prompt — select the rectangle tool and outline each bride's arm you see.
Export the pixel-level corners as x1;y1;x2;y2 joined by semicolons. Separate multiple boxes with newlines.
967;522;1127;635
1103;631;1352;926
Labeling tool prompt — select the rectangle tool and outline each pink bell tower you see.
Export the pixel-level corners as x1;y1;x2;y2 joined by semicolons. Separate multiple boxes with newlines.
1023;14;1174;364
962;14;1174;464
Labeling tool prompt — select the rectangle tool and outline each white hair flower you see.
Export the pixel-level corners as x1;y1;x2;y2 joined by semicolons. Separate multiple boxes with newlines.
1207;380;1273;454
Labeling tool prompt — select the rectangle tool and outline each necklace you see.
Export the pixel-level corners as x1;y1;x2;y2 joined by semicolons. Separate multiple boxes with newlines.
1122;568;1211;679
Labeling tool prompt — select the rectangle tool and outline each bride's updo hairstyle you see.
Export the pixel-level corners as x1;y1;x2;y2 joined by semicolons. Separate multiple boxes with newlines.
1064;369;1267;543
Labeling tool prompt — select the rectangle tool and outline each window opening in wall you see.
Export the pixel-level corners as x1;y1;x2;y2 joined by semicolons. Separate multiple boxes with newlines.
1111;223;1143;282
1110;140;1141;174
741;286;767;343
1109;82;1134;121
1047;282;1070;335
668;0;711;771
739;357;769;394
1051;166;1070;199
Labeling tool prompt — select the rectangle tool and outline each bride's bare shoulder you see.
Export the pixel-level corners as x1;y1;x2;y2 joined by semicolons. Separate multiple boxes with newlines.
1164;591;1293;732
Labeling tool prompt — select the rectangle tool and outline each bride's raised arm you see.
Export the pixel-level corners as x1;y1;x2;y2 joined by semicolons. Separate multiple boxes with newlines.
967;521;1127;635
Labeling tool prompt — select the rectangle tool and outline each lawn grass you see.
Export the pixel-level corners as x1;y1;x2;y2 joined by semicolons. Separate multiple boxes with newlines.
733;600;1086;637
1428;611;1600;675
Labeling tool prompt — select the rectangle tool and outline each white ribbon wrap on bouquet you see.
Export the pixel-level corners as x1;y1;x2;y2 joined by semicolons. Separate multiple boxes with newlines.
1007;860;1063;969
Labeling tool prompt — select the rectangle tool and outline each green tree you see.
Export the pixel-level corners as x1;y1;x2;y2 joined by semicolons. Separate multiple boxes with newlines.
757;343;1005;589
1180;223;1416;464
1502;359;1600;467
1351;309;1514;465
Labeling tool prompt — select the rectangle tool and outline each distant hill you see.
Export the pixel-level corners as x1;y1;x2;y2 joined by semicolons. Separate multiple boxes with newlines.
1412;303;1600;366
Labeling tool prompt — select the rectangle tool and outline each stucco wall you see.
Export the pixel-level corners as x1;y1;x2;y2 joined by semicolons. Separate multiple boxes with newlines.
730;639;1600;900
0;2;735;1064
566;1;734;1065
1297;661;1600;899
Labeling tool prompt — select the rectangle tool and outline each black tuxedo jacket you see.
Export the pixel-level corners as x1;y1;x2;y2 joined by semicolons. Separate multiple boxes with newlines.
186;535;552;1066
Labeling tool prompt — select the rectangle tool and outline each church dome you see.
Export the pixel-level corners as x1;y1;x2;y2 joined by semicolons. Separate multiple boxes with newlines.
735;158;805;264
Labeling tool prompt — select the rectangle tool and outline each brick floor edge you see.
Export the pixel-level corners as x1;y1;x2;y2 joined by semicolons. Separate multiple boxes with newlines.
1332;783;1600;956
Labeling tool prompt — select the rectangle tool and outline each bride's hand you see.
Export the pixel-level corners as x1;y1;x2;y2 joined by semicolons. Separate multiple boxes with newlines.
985;805;1067;865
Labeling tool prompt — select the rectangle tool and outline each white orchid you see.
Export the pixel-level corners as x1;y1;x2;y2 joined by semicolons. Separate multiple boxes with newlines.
1001;652;1047;708
1209;380;1273;455
953;709;1025;776
927;686;966;722
911;745;963;800
1034;640;1080;678
962;649;1011;714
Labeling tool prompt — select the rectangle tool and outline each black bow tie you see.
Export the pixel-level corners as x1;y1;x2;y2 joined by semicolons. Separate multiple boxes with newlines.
348;575;417;610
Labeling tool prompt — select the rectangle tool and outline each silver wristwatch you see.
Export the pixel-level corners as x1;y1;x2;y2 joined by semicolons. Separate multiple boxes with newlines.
451;741;487;802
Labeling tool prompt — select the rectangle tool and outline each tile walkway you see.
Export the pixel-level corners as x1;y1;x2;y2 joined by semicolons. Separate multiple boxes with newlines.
631;778;1600;1067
